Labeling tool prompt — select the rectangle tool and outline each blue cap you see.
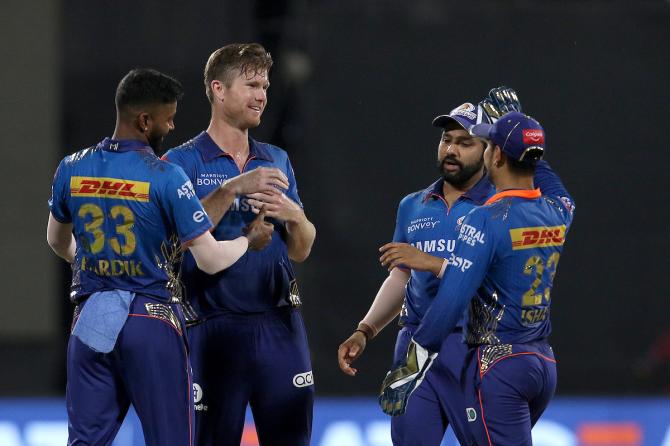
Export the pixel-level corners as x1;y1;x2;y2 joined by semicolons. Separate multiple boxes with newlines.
470;111;545;161
432;102;490;131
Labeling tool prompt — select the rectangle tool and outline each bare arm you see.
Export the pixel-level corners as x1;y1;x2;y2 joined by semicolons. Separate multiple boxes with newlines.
187;232;249;275
46;213;76;263
200;184;237;227
285;211;316;263
337;268;409;376
188;209;274;274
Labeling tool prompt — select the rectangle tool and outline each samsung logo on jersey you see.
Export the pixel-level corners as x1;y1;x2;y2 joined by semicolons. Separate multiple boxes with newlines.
411;239;455;253
229;197;254;212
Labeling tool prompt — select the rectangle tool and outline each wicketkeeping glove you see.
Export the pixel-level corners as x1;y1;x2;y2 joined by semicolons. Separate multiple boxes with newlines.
378;339;437;416
479;86;523;123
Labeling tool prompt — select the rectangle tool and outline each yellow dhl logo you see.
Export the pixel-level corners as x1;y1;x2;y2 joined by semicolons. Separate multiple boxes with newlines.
71;176;150;202
510;225;566;250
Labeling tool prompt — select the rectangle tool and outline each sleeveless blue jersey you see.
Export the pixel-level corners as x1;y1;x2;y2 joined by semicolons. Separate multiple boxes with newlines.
414;164;575;352
49;138;213;303
163;131;302;315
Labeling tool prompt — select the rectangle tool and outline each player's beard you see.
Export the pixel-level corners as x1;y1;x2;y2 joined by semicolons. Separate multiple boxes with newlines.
147;132;166;155
437;155;484;187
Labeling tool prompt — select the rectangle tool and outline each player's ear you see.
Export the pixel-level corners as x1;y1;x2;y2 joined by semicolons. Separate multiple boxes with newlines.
494;145;505;167
211;79;225;102
136;112;150;133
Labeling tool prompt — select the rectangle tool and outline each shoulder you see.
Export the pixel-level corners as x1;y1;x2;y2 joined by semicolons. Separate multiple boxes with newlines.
156;158;190;179
62;144;100;166
134;152;191;185
541;195;575;225
253;139;290;162
398;189;425;209
163;137;200;164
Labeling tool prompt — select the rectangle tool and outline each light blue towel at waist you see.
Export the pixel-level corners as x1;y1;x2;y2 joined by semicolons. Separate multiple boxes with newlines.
72;290;135;353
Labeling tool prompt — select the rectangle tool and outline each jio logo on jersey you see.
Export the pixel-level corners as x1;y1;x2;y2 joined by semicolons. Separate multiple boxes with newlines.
293;371;314;388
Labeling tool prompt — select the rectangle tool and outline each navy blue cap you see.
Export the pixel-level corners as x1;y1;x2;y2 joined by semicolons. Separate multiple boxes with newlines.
432;102;490;130
470;111;545;161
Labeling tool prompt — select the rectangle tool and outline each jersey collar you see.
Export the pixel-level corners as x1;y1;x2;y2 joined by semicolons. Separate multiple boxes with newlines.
423;174;493;206
194;131;274;163
98;137;153;154
485;188;541;205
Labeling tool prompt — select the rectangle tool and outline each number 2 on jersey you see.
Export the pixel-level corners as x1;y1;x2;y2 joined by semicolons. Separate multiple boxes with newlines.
521;252;560;307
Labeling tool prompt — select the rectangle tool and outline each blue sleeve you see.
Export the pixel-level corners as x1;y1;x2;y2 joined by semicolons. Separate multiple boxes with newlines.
392;197;408;243
535;160;576;215
285;156;303;208
413;209;495;352
161;165;213;244
48;159;71;223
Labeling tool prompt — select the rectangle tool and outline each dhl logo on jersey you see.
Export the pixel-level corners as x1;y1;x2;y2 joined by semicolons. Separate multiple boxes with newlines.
509;225;566;250
70;176;150;202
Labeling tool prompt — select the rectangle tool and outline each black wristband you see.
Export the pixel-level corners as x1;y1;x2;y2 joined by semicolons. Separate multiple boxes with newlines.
354;329;369;341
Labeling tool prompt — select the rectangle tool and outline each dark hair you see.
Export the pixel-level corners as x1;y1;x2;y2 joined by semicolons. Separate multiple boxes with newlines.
507;156;537;175
204;43;273;102
115;68;184;113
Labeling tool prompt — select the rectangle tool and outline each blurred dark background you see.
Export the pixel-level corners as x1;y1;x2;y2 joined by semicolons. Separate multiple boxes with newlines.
2;0;669;397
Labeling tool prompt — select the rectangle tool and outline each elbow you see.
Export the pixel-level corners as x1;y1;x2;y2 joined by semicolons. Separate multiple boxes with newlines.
197;261;221;276
288;229;315;263
193;256;220;275
289;246;311;263
46;235;64;255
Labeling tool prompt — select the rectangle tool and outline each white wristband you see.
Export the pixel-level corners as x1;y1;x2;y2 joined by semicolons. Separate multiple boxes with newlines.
437;259;448;279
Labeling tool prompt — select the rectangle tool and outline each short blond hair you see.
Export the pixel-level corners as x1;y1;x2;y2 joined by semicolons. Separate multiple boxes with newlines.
204;43;273;102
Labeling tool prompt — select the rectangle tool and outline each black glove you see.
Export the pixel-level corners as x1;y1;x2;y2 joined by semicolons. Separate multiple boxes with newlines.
378;339;437;416
479;86;523;123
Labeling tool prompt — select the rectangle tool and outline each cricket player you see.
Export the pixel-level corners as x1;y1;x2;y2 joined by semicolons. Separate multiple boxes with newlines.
339;88;528;445
47;68;273;446
163;43;316;446
379;111;575;446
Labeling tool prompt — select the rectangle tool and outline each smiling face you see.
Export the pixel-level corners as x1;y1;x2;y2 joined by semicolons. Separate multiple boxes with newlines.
217;69;269;130
436;126;486;187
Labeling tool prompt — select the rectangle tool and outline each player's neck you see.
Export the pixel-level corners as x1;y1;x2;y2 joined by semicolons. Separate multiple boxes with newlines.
206;116;250;157
441;168;484;207
493;171;534;193
112;122;148;145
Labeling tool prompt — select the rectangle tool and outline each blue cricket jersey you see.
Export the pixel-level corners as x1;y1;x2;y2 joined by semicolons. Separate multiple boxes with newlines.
392;175;493;328
163;131;302;315
49;138;213;303
413;162;576;352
